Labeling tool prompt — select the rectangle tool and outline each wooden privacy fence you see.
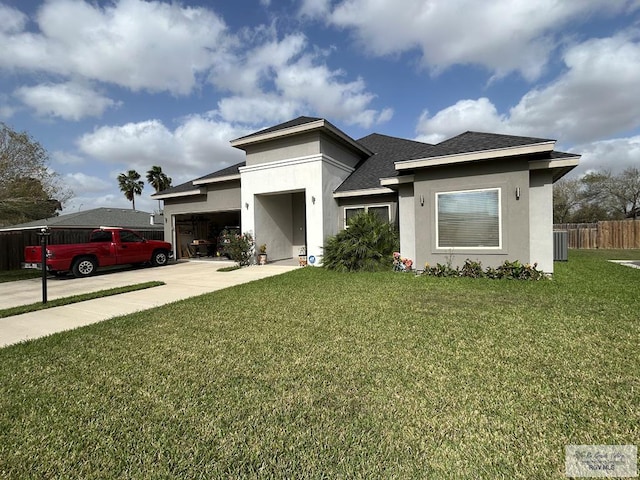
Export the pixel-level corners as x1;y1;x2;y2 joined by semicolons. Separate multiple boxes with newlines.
554;220;640;249
0;228;165;271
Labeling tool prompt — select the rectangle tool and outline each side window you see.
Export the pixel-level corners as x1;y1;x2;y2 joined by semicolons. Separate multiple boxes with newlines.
344;205;390;228
345;207;365;227
119;231;144;243
90;231;113;242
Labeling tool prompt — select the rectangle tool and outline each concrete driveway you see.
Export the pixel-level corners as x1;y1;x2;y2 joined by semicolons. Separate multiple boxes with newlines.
0;260;298;348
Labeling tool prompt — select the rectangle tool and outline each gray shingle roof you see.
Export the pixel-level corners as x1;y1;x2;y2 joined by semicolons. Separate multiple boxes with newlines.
428;131;555;157
193;161;245;182
152;161;245;197
232;116;322;142
151;179;203;197
1;207;163;231
335;134;435;192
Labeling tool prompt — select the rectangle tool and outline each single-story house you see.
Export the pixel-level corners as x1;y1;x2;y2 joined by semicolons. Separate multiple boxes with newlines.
152;116;580;273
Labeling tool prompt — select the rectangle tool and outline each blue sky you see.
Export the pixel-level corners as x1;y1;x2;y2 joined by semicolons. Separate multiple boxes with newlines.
1;0;639;214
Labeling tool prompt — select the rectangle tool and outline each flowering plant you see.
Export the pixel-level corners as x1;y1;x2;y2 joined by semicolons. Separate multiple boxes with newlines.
392;252;413;272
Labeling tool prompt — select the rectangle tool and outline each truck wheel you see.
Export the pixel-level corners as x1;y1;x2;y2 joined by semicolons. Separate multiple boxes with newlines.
151;250;169;267
72;256;97;278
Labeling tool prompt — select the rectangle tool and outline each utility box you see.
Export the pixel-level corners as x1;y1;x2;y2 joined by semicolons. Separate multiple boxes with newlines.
554;230;568;261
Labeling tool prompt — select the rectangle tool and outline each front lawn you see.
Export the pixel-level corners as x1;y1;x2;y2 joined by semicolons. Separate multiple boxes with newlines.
1;250;638;478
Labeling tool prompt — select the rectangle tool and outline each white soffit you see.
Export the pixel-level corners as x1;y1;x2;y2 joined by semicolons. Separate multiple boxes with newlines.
395;142;556;170
333;187;395;198
193;174;241;185
151;188;205;200
528;156;581;170
380;175;415;186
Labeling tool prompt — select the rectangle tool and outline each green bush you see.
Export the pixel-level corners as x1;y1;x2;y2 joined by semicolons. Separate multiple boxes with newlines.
227;232;254;266
323;211;399;272
423;258;546;280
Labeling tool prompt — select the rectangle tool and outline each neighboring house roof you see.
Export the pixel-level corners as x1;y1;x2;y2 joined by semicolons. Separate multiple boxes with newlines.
0;207;163;232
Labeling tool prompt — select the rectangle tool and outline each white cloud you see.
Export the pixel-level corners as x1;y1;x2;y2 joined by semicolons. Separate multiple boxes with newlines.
14;82;119;120
51;150;86;166
416;98;509;143
0;4;27;34
64;172;111;194
299;0;332;19
321;0;638;80
217;95;299;126
211;30;391;128
509;32;640;143
570;136;640;176
76;116;247;180
416;33;640;145
0;0;230;94
77;120;183;169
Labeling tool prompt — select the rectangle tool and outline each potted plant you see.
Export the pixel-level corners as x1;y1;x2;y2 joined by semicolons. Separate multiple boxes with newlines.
298;246;307;266
258;244;268;265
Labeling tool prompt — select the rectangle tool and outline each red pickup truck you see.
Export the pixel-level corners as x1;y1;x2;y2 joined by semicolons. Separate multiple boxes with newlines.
23;227;173;278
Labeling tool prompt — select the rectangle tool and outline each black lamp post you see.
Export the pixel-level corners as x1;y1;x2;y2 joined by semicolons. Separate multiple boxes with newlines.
37;227;51;304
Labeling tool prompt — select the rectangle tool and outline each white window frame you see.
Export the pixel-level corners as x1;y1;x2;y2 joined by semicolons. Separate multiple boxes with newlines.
435;187;502;250
344;204;391;228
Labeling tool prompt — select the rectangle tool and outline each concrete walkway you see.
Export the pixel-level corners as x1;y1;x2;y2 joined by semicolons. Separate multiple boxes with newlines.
0;261;298;348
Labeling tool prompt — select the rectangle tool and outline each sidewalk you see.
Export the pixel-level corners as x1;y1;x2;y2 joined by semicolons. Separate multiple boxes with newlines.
0;261;297;348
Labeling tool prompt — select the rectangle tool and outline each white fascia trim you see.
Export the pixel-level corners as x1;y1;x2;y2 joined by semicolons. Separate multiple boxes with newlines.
395;142;556;171
151;188;205;200
380;175;414;186
333;187;395;198
0;225;49;232
528;156;581;170
230;119;373;157
193;174;241;185
239;153;354;175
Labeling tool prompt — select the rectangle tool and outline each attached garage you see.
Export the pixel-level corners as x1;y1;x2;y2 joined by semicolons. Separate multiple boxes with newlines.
152;163;243;260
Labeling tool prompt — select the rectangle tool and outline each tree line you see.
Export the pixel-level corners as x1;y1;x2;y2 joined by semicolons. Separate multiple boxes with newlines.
554;167;640;223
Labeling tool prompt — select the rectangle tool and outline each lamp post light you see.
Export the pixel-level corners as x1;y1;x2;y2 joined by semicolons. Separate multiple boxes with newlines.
37;227;51;304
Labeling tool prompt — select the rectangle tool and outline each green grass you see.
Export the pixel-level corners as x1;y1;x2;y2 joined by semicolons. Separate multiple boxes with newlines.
0;281;165;318
217;265;242;272
0;250;638;478
0;269;42;283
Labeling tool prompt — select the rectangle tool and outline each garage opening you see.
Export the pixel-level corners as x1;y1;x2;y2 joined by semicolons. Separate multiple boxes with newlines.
173;210;240;259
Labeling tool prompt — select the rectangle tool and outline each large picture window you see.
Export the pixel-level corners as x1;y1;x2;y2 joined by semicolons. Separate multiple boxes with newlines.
436;188;501;249
344;205;390;227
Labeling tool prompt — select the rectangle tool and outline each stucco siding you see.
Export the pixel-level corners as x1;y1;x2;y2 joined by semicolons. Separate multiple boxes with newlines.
398;184;416;262
320;135;364;169
244;132;321;166
413;159;531;270
529;170;554;273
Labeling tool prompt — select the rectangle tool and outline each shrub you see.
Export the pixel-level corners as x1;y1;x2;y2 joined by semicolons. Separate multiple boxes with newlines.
422;258;546;280
460;259;484;278
227;232;254;266
323;211;399;272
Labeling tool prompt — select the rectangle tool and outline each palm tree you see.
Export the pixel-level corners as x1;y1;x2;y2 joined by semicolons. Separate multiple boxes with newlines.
117;170;144;210
146;165;172;211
